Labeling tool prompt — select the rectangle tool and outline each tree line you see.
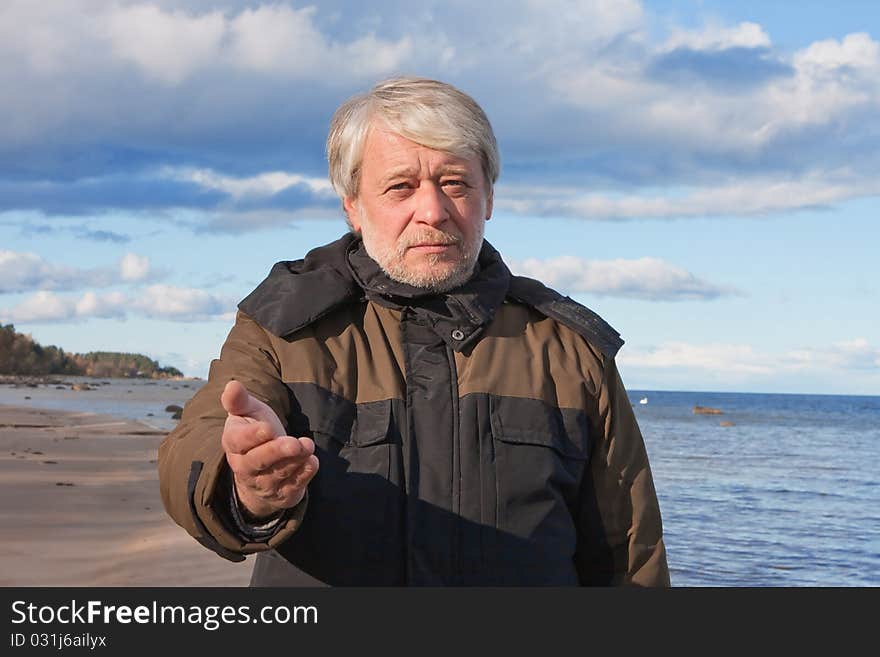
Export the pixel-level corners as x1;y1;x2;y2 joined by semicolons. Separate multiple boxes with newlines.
0;324;183;378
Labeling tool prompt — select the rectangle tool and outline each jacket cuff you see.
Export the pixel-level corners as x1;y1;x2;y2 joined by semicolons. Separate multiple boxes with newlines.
226;469;292;541
190;447;307;558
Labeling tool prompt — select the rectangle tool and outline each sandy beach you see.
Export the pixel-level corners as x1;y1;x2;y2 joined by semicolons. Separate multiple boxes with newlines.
0;403;253;586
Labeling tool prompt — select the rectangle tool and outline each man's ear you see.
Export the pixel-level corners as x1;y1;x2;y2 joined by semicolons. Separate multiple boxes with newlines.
343;196;361;232
485;187;494;221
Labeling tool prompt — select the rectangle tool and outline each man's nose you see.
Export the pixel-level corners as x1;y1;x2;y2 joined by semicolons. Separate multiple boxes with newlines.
413;182;449;225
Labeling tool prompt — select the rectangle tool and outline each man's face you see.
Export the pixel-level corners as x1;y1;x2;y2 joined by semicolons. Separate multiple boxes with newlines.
343;125;493;292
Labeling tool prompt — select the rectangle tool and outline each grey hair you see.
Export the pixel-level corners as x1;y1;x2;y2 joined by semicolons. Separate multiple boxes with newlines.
326;76;500;202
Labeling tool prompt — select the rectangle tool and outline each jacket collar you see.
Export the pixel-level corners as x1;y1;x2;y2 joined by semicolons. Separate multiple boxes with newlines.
237;233;362;339
238;233;511;349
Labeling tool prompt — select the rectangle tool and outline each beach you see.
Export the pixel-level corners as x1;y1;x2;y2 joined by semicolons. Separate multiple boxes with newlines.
2;382;878;586
0;403;253;587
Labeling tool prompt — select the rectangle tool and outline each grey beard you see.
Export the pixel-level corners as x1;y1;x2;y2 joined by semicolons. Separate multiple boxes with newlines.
360;224;484;293
378;253;478;292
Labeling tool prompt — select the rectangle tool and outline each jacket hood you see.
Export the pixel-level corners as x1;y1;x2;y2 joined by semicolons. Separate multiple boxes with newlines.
238;233;510;350
238;232;624;358
238;233;362;339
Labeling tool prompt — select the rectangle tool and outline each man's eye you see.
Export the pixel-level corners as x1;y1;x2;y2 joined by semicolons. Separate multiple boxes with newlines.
442;179;465;186
387;182;410;192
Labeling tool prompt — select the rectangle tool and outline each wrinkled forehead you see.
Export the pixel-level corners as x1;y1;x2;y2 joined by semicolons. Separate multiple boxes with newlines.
360;122;482;176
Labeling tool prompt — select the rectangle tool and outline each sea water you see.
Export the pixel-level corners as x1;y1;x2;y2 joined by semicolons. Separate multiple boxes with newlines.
2;379;878;586
630;389;880;586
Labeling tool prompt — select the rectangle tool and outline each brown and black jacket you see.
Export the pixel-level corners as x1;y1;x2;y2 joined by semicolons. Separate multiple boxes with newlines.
158;234;670;586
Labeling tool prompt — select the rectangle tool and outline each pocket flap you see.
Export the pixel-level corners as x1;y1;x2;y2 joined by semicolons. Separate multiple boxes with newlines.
314;398;392;447
490;395;589;460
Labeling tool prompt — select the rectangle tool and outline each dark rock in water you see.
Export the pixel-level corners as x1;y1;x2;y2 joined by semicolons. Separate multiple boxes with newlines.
55;482;74;487
693;405;723;415
146;413;154;417
26;383;38;388
165;404;183;413
720;421;735;427
24;396;31;400
55;386;65;390
172;409;182;420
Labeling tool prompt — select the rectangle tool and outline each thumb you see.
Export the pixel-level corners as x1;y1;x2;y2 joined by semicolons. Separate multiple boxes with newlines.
220;380;284;434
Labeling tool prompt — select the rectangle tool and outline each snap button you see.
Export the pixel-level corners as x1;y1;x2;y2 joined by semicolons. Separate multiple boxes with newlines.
451;329;465;341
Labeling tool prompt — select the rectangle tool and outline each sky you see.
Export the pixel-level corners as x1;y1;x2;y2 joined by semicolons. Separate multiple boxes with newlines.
1;0;878;395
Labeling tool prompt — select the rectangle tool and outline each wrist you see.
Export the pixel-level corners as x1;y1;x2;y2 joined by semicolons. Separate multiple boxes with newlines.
233;479;282;523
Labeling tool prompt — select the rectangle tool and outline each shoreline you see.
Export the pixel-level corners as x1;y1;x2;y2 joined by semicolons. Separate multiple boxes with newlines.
0;403;252;586
0;374;203;386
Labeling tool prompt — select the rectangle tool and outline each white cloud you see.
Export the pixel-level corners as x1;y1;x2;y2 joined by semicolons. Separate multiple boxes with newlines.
119;253;150;282
794;32;880;75
226;5;326;75
171;167;334;199
1;291;77;323
3;3;880;223
619;339;880;377
73;291;128;319
0;290;128;323
510;256;736;300
543;27;880;175
131;284;232;320
661;21;771;52
499;171;879;220
787;339;880;371
0;250;112;292
0;250;159;292
98;2;417;84
510;0;645;56
104;4;226;85
0;286;233;323
225;4;417;78
620;342;774;375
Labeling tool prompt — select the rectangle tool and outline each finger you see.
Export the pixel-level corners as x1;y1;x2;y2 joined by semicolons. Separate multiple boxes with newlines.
240;435;315;474
292;454;319;488
253;454;320;496
220;380;285;435
233;454;319;515
257;451;320;482
276;455;320;493
222;418;282;456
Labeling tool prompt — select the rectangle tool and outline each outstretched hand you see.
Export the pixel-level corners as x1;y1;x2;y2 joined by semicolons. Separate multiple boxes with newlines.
220;380;319;520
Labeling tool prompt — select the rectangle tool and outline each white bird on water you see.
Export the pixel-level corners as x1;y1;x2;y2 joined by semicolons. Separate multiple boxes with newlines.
639;397;648;405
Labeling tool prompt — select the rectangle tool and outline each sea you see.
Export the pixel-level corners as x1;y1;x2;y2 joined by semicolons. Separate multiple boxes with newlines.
2;378;878;587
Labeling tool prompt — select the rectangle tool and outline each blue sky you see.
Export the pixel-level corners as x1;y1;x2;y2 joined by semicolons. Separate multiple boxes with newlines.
1;0;878;394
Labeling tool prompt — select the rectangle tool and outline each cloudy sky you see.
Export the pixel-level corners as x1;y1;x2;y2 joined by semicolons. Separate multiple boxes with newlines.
1;0;878;394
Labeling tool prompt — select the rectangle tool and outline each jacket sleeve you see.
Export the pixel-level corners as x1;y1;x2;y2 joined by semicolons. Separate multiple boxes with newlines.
575;356;671;586
158;310;308;561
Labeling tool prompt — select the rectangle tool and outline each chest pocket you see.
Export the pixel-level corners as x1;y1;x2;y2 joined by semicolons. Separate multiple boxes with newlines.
489;395;590;539
311;397;396;481
284;385;403;574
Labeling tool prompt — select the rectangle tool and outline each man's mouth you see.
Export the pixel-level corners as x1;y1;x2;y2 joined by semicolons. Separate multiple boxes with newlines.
408;243;456;253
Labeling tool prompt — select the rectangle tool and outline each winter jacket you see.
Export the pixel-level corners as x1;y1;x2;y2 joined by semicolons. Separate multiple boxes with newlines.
158;234;670;586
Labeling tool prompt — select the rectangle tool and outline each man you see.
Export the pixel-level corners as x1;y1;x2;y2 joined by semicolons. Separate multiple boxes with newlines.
158;77;670;586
